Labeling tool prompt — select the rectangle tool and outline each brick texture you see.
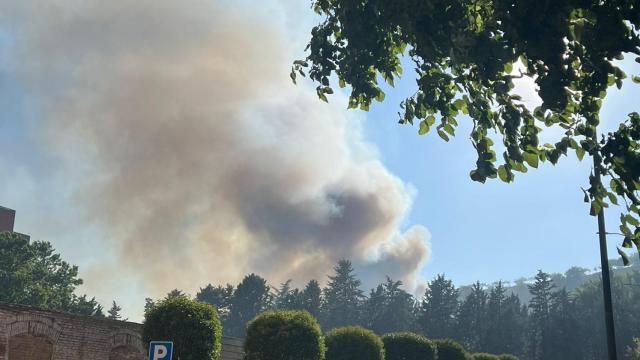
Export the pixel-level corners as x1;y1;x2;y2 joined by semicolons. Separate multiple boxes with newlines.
0;303;243;360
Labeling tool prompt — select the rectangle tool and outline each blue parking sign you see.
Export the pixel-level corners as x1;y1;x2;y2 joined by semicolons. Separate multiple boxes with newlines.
148;341;173;360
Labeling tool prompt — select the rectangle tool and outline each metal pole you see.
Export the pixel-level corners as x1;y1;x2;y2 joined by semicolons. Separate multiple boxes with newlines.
593;151;618;360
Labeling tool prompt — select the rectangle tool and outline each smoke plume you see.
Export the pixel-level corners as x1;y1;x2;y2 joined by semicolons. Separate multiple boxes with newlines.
0;0;430;308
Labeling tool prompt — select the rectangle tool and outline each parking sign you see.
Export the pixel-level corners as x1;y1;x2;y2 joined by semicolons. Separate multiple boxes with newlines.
148;341;173;360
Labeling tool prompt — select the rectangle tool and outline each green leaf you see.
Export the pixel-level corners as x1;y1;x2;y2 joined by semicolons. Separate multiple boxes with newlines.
617;247;630;266
504;62;513;74
624;214;640;227
453;99;468;114
632;75;640;84
418;120;430;135
622;236;633;249
498;165;509;182
437;129;450;142
443;123;455;136
426;115;436;126
523;152;539;168
575;147;585;161
339;78;346;88
590;200;602;216
375;91;386;102
290;70;297;84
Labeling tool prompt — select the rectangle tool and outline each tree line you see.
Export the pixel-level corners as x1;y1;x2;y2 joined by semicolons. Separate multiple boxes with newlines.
2;231;639;359
154;259;640;360
0;231;127;320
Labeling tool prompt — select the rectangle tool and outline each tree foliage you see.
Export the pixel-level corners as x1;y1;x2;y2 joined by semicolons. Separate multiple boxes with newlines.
473;354;500;360
107;300;124;321
435;339;470;360
0;231;104;316
244;310;324;360
0;231;82;309
418;274;459;339
456;282;487;350
526;271;555;360
185;259;639;359
362;277;415;334
628;338;640;360
227;273;273;337
301;279;322;318
143;296;222;360
324;326;384;360
382;332;436;360
294;0;640;260
321;259;365;330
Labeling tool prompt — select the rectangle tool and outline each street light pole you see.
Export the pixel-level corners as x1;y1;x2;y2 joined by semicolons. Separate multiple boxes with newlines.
594;150;618;360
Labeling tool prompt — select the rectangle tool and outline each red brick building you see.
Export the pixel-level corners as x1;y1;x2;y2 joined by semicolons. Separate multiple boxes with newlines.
0;303;243;360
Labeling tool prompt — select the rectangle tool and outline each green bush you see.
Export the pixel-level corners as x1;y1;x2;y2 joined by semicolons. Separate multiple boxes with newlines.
143;296;222;360
473;353;500;360
434;339;469;360
243;310;324;360
497;355;519;360
381;332;436;360
325;326;384;360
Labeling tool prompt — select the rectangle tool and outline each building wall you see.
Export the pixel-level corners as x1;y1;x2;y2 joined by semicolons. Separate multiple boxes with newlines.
0;303;243;360
0;207;15;232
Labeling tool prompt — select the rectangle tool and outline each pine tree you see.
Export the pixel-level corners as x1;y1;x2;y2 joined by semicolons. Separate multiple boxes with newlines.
527;270;555;360
321;259;365;330
144;297;155;315
363;277;415;334
107;300;124;321
482;282;506;353
275;280;303;310
548;288;581;360
196;283;234;311
456;282;486;351
165;289;187;299
498;293;527;358
301;279;322;318
227;273;273;337
418;274;459;339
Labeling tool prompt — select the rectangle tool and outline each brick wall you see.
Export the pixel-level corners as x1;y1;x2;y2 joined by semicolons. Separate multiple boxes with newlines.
0;303;243;360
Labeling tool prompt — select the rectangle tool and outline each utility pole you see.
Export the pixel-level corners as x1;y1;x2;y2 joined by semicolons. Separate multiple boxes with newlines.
594;149;618;360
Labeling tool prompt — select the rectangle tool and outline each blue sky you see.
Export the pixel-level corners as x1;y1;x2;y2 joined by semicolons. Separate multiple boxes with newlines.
1;0;639;319
363;56;640;284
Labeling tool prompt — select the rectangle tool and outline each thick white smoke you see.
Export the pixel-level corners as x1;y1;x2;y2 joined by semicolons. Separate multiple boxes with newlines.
0;0;430;313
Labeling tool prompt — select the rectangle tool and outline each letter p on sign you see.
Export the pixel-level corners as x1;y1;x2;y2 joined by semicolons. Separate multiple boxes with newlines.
148;341;173;360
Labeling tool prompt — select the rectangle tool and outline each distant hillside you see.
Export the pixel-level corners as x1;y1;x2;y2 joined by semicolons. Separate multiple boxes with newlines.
459;256;640;303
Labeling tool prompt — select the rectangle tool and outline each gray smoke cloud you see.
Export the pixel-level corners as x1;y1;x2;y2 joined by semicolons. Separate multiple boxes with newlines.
0;0;430;309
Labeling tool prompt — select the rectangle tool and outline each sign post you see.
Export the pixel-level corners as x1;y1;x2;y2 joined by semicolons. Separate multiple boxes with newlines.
148;341;173;360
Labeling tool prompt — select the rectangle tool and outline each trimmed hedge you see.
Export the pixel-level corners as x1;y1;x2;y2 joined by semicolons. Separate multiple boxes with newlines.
382;332;436;360
473;353;500;360
143;296;222;360
325;326;384;360
498;355;519;360
244;310;324;360
434;339;469;360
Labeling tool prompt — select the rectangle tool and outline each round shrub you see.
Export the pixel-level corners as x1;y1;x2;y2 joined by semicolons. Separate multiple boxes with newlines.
473;353;500;360
325;326;384;360
498;355;519;360
143;296;222;360
382;332;436;360
434;339;469;360
244;310;324;360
